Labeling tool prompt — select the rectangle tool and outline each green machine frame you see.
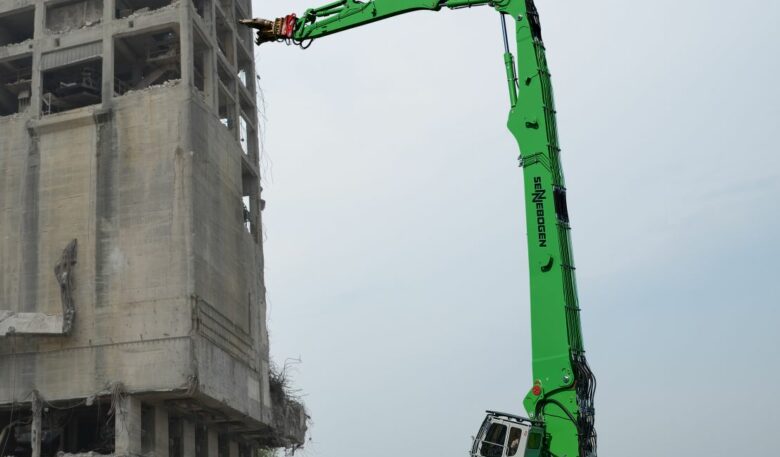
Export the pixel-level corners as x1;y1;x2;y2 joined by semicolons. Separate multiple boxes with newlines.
242;1;596;455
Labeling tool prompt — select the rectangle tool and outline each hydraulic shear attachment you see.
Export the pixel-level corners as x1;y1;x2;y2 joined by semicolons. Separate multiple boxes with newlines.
239;15;298;45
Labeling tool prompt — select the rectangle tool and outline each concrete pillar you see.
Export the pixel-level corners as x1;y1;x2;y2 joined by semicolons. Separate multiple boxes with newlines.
115;395;143;456
229;440;239;457
30;0;46;117
182;419;196;457
31;391;41;457
154;404;170;457
207;428;218;457
102;0;116;105
179;0;193;90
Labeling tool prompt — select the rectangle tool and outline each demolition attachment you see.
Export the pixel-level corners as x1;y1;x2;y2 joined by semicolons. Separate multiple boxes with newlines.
239;15;298;45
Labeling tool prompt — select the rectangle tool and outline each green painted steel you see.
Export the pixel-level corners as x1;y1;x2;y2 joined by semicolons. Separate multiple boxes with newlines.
255;1;597;455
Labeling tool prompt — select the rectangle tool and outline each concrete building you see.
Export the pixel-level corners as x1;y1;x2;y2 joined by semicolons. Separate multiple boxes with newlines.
0;1;306;456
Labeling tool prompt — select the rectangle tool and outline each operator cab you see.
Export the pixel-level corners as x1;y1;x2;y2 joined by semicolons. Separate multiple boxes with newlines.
471;411;545;457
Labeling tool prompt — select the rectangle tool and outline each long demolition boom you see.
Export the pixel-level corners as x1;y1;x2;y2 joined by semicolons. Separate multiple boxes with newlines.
242;1;596;455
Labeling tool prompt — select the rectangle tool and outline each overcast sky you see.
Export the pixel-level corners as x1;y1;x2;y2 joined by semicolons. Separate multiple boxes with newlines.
249;1;780;455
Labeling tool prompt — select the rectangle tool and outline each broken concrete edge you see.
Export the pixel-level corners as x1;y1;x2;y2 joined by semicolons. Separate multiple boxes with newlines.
268;364;309;448
0;239;77;337
1;381;307;451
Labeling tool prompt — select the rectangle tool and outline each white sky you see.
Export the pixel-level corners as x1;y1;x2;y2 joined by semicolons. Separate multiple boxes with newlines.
250;1;780;455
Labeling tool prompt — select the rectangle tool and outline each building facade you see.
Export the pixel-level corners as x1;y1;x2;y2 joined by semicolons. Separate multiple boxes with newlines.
0;1;305;455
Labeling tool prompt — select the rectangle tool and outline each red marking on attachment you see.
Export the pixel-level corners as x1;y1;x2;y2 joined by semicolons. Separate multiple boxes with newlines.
281;14;297;38
532;385;542;396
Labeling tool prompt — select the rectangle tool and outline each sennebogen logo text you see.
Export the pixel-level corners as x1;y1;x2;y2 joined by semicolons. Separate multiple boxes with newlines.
533;177;547;247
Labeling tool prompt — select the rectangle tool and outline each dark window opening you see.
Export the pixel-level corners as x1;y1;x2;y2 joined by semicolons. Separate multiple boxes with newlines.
116;0;173;19
0;55;33;117
553;186;570;224
216;0;234;21
114;28;181;96
193;30;212;98
46;0;103;34
217;433;229;457
239;92;256;156
193;0;211;21
238;443;251;457
140;403;155;455
215;9;235;65
1;401;115;457
168;416;183;457
218;86;236;132
194;424;208;457
479;423;507;457
236;45;253;92
42;58;102;115
0;7;35;47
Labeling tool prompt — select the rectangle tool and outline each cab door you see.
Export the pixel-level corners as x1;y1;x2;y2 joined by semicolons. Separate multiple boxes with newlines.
475;419;532;457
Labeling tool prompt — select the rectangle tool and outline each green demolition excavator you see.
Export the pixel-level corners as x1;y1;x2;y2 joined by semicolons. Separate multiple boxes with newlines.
241;1;596;456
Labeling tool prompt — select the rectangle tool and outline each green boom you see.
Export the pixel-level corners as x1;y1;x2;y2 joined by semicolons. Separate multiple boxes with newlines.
249;1;596;455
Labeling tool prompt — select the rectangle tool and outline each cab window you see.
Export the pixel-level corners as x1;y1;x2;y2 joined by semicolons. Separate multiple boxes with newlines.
507;427;523;456
479;423;507;457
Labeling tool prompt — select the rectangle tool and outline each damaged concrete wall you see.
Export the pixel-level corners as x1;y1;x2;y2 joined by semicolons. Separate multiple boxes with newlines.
46;0;103;33
0;88;193;401
0;0;306;449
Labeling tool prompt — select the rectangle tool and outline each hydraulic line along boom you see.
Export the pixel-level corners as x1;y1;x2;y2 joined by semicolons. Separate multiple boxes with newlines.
241;1;596;456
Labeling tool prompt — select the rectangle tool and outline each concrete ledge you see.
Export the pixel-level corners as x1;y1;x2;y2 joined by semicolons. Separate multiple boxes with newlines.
0;311;65;336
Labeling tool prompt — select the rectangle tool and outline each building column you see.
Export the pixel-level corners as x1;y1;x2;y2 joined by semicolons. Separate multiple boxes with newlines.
31;391;42;457
229;440;239;457
207;428;218;457
102;0;116;106
155;404;170;457
115;395;143;456
182;419;196;457
30;0;45;117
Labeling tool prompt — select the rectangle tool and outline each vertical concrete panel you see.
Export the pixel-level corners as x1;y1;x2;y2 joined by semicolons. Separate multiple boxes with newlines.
115;395;143;456
0;117;28;311
19;126;40;312
182;419;196;457
207;428;218;457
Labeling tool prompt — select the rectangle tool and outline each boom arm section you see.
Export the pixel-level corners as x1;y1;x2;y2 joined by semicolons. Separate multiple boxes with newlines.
241;1;596;455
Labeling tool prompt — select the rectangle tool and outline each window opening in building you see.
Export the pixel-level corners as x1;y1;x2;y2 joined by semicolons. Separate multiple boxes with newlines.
42;58;103;115
46;0;103;34
168;416;183;457
116;0;173;19
193;0;210;21
193;30;212;98
236;46;253;91
194;424;208;457
238;443;251;457
140;403;156;455
215;10;235;65
216;0;234;21
114;28;181;96
1;401;115;457
479;423;507;457
218;87;236;131
217;433;229;457
0;55;33;117
241;167;260;241
239;116;249;154
0;7;35;47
